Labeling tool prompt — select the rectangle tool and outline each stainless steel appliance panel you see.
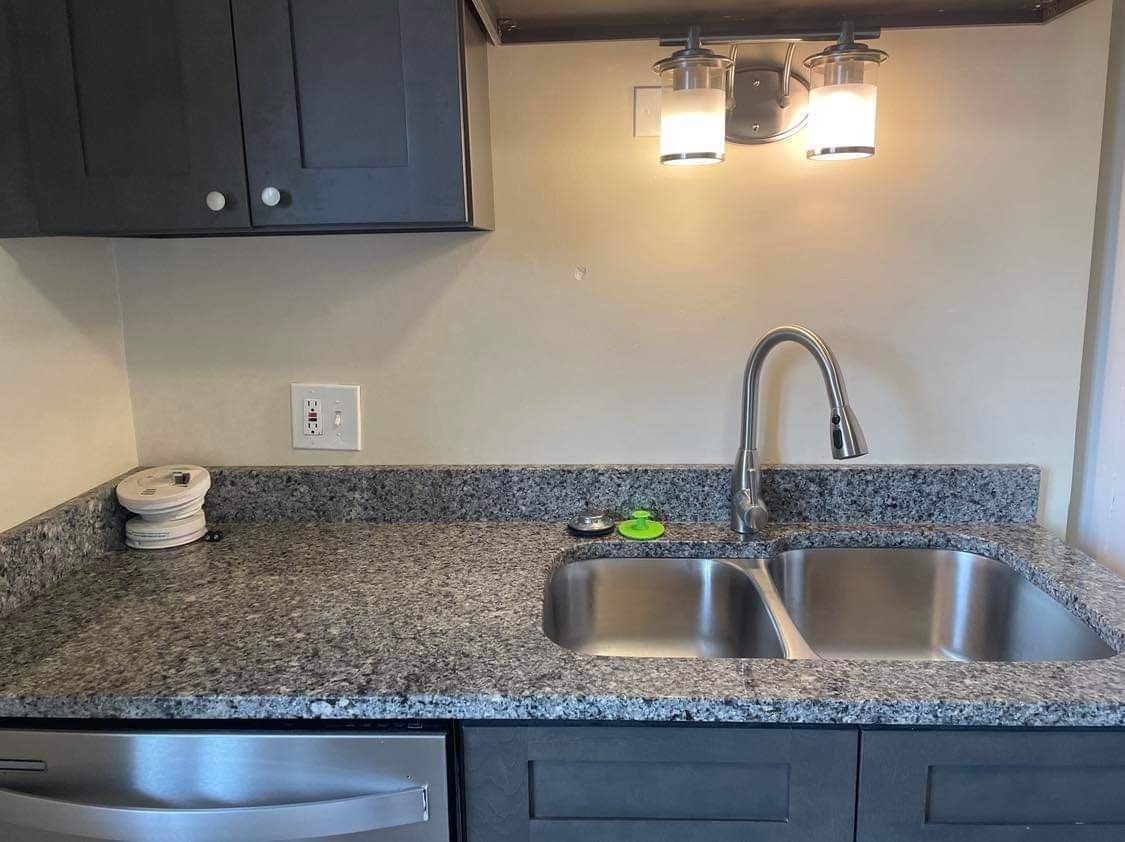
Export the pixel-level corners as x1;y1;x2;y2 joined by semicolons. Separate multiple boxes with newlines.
0;729;449;841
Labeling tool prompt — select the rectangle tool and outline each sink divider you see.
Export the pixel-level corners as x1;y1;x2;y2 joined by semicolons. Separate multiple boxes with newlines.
734;559;821;661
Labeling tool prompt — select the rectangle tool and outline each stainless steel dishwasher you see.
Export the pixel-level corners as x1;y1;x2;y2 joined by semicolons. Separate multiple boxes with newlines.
0;728;451;841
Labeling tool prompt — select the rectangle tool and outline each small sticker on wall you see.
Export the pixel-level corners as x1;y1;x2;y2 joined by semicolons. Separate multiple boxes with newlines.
634;86;661;137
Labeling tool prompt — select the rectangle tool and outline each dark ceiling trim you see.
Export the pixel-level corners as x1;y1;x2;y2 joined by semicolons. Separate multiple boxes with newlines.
500;12;1044;44
488;2;1106;45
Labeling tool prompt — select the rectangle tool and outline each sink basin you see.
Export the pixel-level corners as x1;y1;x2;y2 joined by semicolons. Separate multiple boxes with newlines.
543;549;1115;662
768;548;1115;662
542;557;785;658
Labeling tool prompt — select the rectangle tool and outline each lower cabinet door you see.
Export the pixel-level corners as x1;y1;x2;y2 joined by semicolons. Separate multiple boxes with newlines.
461;724;858;842
857;729;1125;841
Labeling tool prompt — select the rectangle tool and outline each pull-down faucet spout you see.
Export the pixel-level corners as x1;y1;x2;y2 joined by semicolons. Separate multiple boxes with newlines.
731;324;868;534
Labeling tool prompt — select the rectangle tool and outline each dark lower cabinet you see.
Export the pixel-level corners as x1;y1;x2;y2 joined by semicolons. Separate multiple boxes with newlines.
857;729;1125;841
461;724;1125;842
12;0;250;234
460;724;859;842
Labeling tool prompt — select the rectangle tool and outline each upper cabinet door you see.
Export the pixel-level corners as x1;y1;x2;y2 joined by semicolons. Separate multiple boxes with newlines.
13;0;249;233
232;0;471;228
0;0;38;235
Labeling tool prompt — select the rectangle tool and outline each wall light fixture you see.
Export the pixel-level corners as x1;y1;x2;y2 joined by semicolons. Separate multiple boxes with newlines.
650;22;887;164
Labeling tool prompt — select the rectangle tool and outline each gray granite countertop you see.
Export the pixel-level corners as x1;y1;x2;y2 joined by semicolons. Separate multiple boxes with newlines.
2;519;1124;726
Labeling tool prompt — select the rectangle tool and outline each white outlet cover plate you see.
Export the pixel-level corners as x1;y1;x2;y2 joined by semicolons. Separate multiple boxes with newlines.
291;383;361;451
634;86;661;137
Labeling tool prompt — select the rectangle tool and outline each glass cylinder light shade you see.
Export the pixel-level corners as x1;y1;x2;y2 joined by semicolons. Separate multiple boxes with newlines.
804;47;887;160
653;50;733;166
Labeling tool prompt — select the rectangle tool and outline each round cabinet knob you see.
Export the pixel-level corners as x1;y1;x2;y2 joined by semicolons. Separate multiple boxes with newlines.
260;186;282;207
205;191;227;212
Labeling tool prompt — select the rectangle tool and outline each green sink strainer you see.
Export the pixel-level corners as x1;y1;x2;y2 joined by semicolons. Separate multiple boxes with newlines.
617;510;665;540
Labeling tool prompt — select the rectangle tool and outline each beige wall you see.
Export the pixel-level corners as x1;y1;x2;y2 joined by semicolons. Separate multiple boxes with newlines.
1072;0;1125;574
114;3;1111;534
0;238;137;531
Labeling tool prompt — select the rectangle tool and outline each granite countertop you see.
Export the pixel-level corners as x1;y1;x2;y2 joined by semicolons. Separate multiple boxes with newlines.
2;516;1125;726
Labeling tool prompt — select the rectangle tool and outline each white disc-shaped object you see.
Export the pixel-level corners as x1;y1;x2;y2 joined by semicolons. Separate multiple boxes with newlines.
116;465;211;520
205;191;227;212
261;186;282;207
126;510;208;550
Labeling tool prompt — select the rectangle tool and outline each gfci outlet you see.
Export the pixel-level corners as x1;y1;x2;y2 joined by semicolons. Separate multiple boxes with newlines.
303;398;323;436
291;384;361;451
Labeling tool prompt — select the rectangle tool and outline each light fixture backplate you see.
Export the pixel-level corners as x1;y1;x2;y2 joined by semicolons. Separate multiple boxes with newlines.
726;66;810;145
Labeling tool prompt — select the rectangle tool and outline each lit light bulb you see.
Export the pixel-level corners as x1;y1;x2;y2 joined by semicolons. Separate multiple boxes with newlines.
807;82;878;160
660;87;727;165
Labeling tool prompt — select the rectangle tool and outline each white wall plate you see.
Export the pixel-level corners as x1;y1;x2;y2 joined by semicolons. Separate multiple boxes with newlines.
290;384;361;451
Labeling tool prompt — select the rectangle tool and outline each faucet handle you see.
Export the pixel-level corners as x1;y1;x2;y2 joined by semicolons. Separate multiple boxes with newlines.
733;488;769;533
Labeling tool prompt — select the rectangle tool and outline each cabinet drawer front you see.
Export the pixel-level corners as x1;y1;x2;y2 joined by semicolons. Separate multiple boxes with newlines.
858;729;1125;841
463;724;858;842
13;0;249;233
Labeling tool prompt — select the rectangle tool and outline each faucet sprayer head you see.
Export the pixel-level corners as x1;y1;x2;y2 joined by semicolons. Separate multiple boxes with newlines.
830;404;868;460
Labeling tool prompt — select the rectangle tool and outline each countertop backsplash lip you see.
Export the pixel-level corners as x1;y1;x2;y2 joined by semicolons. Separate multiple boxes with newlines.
0;473;129;619
202;463;1042;525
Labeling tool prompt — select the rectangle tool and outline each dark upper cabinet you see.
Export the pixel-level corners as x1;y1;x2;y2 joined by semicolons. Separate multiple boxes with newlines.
5;0;491;235
0;0;38;235
11;0;250;234
232;0;492;229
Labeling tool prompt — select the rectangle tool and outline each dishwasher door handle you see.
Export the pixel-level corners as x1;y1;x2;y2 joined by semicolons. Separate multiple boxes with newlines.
0;784;428;841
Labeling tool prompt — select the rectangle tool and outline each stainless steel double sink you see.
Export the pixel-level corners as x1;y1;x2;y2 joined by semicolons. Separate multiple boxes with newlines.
542;548;1115;662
